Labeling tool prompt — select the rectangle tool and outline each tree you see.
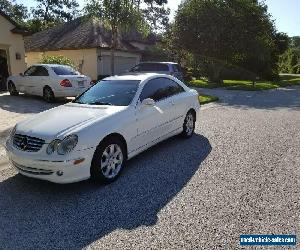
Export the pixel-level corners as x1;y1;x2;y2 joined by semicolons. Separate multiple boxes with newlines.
24;19;44;33
274;32;290;55
278;48;300;74
84;0;149;75
290;36;300;49
0;0;28;23
31;0;79;31
133;0;167;8
132;0;169;33
278;35;300;74
173;0;282;81
141;3;170;33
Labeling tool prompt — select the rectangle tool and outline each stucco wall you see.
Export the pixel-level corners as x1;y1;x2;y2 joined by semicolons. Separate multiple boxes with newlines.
26;49;98;80
0;15;26;75
26;49;141;79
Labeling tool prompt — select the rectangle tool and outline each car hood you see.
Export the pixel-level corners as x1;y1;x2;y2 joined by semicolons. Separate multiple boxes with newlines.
16;103;126;142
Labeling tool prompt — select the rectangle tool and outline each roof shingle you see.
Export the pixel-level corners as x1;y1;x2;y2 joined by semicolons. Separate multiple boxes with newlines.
25;17;156;52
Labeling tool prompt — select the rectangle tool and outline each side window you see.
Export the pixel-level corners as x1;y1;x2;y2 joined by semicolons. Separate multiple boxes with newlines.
139;64;149;71
139;63;169;72
153;64;169;71
164;78;185;97
140;78;185;102
24;66;37;76
140;78;166;102
33;66;49;76
172;64;181;72
130;65;140;72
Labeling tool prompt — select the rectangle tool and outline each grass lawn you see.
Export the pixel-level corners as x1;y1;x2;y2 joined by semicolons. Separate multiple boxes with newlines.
278;74;300;87
198;94;219;105
188;75;300;91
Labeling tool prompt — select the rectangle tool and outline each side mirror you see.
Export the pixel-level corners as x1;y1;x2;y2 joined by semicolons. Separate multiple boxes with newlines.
19;73;24;76
141;98;155;107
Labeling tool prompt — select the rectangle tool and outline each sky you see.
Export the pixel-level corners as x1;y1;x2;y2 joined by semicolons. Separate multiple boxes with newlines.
16;0;300;36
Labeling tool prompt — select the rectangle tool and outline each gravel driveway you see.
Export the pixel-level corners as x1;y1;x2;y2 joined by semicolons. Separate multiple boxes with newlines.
0;87;299;249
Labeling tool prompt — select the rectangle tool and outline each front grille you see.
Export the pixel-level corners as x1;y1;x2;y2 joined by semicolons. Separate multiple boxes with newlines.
13;134;45;152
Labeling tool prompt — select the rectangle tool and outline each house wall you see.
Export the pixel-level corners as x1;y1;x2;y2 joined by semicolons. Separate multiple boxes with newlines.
0;15;26;75
26;49;142;80
26;48;98;80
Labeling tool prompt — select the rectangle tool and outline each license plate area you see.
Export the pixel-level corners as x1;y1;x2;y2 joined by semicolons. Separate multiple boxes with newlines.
78;80;85;88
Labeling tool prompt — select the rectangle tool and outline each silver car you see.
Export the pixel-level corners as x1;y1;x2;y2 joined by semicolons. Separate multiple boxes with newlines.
129;62;184;81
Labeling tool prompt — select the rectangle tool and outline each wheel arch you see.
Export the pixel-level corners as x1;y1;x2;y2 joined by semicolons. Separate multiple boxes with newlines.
43;85;52;91
97;133;128;160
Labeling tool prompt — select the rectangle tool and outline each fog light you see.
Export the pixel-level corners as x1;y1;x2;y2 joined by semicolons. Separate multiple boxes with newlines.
56;171;64;176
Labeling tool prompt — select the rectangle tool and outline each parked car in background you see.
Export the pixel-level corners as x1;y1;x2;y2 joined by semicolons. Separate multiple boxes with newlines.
128;62;184;81
5;73;200;184
7;64;91;102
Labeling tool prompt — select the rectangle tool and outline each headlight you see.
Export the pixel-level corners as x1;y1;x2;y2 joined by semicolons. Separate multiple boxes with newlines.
46;139;61;155
57;135;78;155
46;135;78;155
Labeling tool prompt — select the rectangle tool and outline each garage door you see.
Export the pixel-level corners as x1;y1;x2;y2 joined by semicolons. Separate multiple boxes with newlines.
99;56;138;76
115;56;137;74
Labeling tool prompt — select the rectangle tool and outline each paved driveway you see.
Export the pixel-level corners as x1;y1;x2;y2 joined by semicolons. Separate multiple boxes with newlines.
0;88;299;249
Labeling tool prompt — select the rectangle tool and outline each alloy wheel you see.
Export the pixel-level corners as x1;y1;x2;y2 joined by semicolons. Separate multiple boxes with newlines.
100;144;124;179
185;113;194;136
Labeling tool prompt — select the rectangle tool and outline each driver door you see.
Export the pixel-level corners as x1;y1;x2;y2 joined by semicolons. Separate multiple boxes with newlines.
20;66;37;93
131;78;174;151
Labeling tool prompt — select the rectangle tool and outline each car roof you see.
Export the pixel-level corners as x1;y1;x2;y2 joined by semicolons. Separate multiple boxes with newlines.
138;61;178;65
104;73;169;82
32;64;72;67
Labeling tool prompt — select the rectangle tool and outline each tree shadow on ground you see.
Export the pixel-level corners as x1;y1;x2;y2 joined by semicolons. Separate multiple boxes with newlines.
0;93;68;114
0;133;211;249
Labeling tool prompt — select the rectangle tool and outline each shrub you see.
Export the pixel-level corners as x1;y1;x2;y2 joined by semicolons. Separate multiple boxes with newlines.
279;48;300;74
40;55;76;68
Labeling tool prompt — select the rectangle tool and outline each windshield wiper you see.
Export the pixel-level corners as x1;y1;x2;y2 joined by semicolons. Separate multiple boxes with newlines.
88;101;113;105
73;100;85;104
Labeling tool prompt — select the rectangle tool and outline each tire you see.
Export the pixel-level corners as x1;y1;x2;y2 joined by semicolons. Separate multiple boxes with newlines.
91;136;126;184
8;81;19;96
182;110;195;138
43;86;55;103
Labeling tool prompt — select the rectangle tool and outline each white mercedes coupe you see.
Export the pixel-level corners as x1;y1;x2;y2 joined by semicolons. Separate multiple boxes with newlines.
5;73;200;184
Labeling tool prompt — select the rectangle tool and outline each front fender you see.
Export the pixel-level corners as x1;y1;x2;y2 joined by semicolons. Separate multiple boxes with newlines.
73;108;136;151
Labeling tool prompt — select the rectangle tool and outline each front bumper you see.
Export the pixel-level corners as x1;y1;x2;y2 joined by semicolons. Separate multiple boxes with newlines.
5;141;95;184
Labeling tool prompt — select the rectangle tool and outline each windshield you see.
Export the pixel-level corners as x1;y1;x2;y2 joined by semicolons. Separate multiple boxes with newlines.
52;66;79;75
73;80;140;106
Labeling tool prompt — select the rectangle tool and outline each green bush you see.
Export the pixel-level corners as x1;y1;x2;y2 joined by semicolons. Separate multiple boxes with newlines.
40;55;76;68
278;48;300;74
186;55;258;81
